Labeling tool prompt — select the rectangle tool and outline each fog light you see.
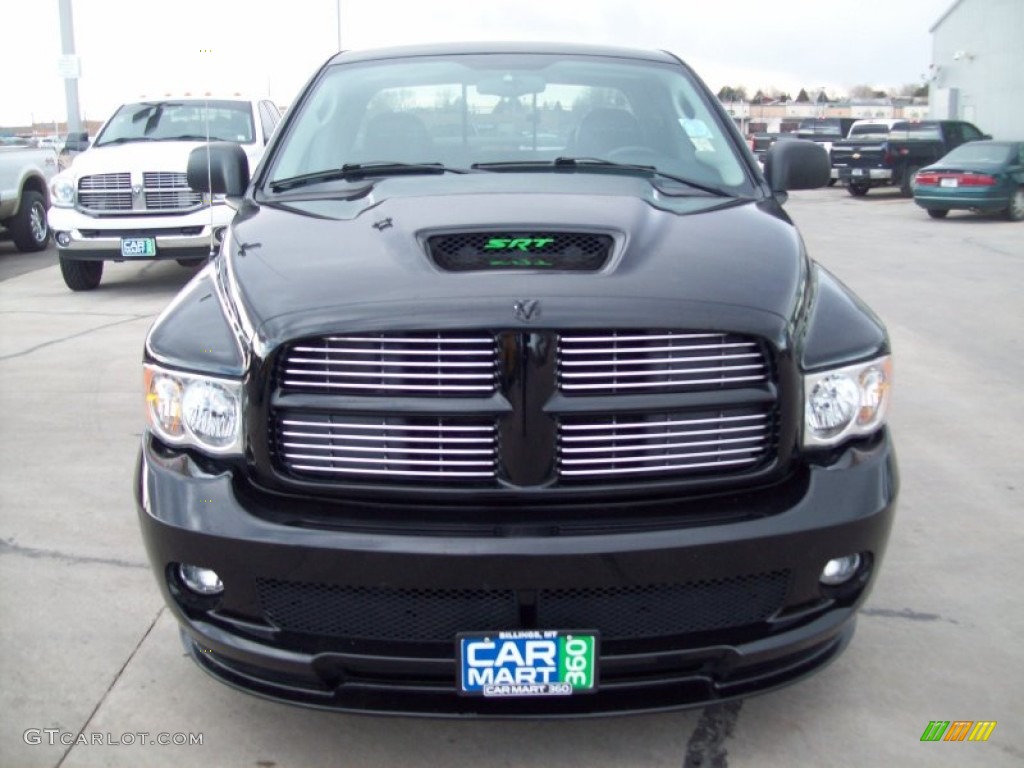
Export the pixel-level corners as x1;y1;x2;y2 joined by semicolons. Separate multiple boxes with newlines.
56;231;71;247
178;564;223;595
820;554;862;586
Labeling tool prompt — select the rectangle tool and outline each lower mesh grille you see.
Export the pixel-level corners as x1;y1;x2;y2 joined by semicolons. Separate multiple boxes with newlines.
254;572;791;643
256;582;519;642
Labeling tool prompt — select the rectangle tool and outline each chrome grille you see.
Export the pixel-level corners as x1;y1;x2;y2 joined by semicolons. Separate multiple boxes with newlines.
278;333;498;396
76;171;203;213
145;189;204;209
558;331;769;394
558;407;774;479
143;172;188;188
274;412;498;481
78;173;132;211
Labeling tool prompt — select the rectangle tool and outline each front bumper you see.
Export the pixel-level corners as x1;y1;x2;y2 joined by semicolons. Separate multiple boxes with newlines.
47;204;232;260
135;431;898;717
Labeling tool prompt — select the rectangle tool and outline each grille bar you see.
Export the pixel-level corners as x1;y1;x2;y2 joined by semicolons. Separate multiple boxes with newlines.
558;409;773;479
275;414;498;481
79;173;130;190
279;333;498;396
558;331;769;394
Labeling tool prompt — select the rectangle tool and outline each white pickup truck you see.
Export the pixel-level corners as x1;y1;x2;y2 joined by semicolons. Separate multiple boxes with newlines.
0;141;58;252
48;96;281;290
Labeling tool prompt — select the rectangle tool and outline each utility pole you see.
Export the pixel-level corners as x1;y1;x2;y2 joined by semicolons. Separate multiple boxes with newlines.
58;0;82;134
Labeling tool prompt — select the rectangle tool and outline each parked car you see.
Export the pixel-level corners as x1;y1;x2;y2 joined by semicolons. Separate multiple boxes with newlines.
750;131;795;163
135;42;897;717
47;95;281;290
831;119;988;197
795;118;856;184
0;142;57;251
912;140;1024;221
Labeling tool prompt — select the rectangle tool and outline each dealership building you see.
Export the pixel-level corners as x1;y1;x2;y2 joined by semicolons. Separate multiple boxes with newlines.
927;0;1024;138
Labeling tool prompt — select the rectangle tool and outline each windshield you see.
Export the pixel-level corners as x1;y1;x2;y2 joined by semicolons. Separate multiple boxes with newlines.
848;124;892;140
888;123;942;141
95;99;255;146
796;120;843;138
267;52;750;193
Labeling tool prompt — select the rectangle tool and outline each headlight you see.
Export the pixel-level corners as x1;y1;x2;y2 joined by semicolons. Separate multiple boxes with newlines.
804;356;892;447
50;174;76;207
144;364;243;455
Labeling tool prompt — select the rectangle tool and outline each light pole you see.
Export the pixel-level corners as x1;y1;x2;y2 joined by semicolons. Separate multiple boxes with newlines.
58;0;82;134
335;0;342;50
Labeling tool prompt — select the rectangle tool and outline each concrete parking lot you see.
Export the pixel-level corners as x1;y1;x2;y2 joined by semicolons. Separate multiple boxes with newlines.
1;187;1022;767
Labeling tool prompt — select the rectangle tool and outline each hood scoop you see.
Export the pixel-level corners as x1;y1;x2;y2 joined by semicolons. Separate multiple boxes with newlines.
426;231;613;272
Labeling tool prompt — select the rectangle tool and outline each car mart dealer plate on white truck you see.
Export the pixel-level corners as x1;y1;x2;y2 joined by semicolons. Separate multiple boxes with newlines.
121;237;157;257
457;630;598;697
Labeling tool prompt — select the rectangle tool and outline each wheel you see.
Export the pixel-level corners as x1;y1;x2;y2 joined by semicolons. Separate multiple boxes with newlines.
6;190;51;252
900;166;921;197
927;209;949;219
847;183;869;197
1006;187;1024;222
176;258;206;268
59;254;103;291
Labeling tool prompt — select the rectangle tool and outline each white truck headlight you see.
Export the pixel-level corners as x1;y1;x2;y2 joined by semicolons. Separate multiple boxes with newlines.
804;356;892;447
144;365;243;455
51;174;76;207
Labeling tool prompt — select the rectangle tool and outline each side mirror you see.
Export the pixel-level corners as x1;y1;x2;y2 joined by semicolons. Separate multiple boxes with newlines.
764;139;830;193
187;142;249;197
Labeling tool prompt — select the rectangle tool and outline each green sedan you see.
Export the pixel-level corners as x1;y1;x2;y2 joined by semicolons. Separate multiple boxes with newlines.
912;140;1024;221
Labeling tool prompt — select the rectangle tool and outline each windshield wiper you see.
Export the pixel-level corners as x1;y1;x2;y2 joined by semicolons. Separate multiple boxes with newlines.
471;157;735;198
152;134;227;142
270;162;471;192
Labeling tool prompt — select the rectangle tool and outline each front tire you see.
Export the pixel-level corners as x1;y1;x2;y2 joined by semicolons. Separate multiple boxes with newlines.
847;183;869;197
927;209;949;219
900;166;921;198
59;254;103;291
1006;187;1024;222
7;190;51;252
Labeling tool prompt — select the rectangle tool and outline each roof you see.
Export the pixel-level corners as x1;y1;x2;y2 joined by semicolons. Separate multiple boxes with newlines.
930;0;966;33
327;42;680;66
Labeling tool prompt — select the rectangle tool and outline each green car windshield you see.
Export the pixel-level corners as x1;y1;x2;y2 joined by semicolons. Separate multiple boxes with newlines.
266;52;751;194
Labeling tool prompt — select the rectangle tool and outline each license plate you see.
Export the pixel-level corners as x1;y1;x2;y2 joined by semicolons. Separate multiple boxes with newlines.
457;630;598;698
121;237;156;257
940;177;958;188
852;169;865;177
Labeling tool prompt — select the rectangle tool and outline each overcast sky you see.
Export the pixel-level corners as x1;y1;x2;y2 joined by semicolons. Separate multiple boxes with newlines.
2;0;954;128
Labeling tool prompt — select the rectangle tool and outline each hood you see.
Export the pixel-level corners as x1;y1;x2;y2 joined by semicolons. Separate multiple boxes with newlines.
68;140;261;177
224;174;807;349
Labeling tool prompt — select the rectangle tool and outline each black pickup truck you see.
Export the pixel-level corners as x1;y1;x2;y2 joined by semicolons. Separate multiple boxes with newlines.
831;119;988;196
135;42;897;718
